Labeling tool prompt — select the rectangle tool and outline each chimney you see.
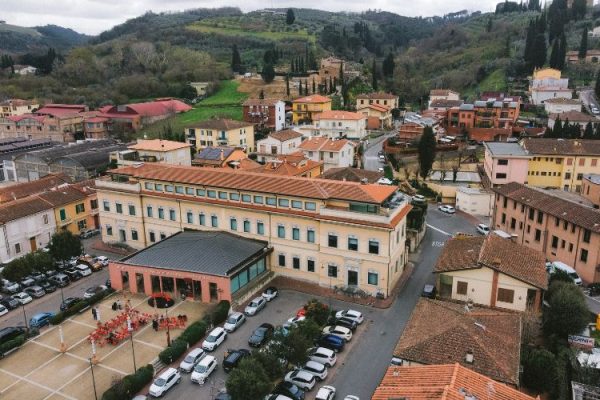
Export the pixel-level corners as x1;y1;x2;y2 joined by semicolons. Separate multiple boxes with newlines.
465;350;474;364
220;148;224;161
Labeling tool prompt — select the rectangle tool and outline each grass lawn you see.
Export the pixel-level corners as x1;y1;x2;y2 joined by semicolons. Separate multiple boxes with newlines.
479;69;507;92
200;80;248;106
187;22;315;43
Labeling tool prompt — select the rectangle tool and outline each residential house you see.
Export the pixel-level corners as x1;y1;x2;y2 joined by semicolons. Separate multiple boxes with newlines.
520;138;600;192
321;167;383;184
38;183;99;235
318;57;344;85
356;93;399;110
426;170;482;204
446;96;521;140
249;153;323;178
455;187;494;217
192;146;251;168
492;182;600;283
292;95;332;124
256;130;304;163
314;110;367;140
428;89;460;107
392;299;522;387
398;113;441;141
0;173;70;203
428;99;464;112
543;97;583;114
112;139;192;167
591;26;600;38
483;142;531;187
185;119;255;152
13;65;37;75
357;104;393;130
582;174;600;206
373;364;539;400
0;99;39;118
96;163;411;298
298;137;355;170
0;196;56;263
548;110;597;131
434;233;547;311
242;98;286;131
99;98;191;132
529;67;571;105
0;104;87;142
567;49;600;64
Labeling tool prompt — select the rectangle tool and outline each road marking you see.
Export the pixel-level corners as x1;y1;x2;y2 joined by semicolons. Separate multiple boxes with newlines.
426;224;452;236
431;241;445;247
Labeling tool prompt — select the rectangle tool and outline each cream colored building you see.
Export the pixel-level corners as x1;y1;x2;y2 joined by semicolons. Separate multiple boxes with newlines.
96;163;411;298
543;97;582;114
455;187;494;217
116;139;192;166
185;119;255;152
315;110;367;140
0;99;39;118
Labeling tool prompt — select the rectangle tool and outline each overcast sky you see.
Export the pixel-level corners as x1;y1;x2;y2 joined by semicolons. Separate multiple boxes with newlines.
1;0;501;35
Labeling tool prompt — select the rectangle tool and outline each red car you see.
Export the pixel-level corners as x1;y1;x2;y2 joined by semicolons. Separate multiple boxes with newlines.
296;308;306;318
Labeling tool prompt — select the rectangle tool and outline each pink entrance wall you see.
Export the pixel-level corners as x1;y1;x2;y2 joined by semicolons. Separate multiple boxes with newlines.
108;262;232;303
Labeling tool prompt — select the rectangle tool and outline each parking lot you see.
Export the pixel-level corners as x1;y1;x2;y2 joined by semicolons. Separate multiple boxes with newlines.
0;293;207;400
162;290;371;400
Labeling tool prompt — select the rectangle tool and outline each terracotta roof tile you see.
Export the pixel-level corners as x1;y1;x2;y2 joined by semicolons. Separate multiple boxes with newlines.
298;137;354;152
434;234;548;289
321;167;383;183
315;110;365;121
548;110;596;123
129;139;190;152
430;89;459;97
249;158;322;177
356;92;398;100
373;364;539;400
38;186;87;207
362;103;390;112
521;138;600;156
430;99;464;108
493;182;600;233
109;163;395;204
292;94;331;104
394;299;522;386
0;174;71;203
543;97;581;105
268;130;303;142
185;119;252;130
0;196;53;223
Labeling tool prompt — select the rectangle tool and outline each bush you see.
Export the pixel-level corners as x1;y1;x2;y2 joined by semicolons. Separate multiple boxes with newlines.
0;335;25;356
158;338;188;364
211;300;230;326
522;347;556;393
178;321;207;346
101;364;153;400
50;288;115;325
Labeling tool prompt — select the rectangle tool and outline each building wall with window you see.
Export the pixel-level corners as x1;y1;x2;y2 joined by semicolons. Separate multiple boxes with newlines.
96;166;410;297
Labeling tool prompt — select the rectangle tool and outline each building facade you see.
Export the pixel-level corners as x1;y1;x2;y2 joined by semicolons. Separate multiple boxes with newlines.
543;97;583;114
483;142;531;187
529;68;571;105
298;137;355;170
242;99;286;131
428;89;460;108
455;187;494;217
0;99;39;118
582;174;600;206
256;130;304;163
96;163;411;298
314;110;367;140
356;93;399;110
492;182;600;283
292;95;332;124
186;119;255;152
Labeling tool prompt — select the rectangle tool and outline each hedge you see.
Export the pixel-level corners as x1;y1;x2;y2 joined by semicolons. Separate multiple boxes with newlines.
158;338;188;364
178;321;208;346
211;300;230;326
158;319;210;364
101;364;153;400
50;288;115;325
0;335;25;357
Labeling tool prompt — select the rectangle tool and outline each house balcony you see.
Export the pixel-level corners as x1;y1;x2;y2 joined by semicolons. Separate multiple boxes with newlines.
95;178;141;194
319;194;409;225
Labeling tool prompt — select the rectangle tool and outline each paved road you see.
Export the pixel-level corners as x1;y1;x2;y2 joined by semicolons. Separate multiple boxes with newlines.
162;204;479;399
363;131;397;172
579;88;600;117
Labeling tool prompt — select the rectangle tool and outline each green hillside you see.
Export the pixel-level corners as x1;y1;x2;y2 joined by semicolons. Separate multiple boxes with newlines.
0;23;89;53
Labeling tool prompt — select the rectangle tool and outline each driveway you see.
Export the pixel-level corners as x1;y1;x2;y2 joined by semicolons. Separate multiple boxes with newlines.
579;88;600;117
363;131;397;172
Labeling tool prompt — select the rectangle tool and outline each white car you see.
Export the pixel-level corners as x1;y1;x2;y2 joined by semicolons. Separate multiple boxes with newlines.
316;385;337;400
335;309;364;324
344;396;360;400
2;280;20;294
191;355;217;385
285;369;316;391
477;223;490;235
148;367;181;397
223;312;246;332
412;194;426;204
308;347;337;367
322;325;352;342
244;297;267;316
202;327;227;351
301;360;328;381
0;305;8;317
83;285;107;299
262;286;279;301
377;177;393;185
438;204;456;214
95;256;109;266
377;167;384;172
286;315;306;326
179;347;206;373
265;395;294;400
11;292;32;305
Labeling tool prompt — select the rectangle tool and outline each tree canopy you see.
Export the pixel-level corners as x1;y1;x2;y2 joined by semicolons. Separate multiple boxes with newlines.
48;230;83;263
418;126;437;179
543;280;589;339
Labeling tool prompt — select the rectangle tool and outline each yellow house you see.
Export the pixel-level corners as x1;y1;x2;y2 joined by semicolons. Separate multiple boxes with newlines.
434;233;547;312
292;95;332;124
39;185;99;234
521;138;600;192
185;119;255;152
532;67;562;80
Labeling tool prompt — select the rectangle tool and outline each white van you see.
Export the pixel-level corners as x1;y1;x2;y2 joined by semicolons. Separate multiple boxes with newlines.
74;264;92;277
547;261;582;285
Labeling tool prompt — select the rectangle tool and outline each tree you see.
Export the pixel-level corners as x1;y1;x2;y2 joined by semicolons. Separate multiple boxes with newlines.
549;39;561;69
382;53;395;78
522;348;557;392
231;44;242;74
298;80;303;96
371;59;378;91
418;126;437;179
583;122;594;139
303;299;330;326
579;27;588;60
543;281;589;339
595;69;600;99
285;74;290;97
286;9;295;25
486;18;493;33
312;77;316;94
558;32;567;70
532;33;547;68
226;358;272;400
270;325;312;366
572;0;587;20
250;350;284;381
304;80;309;96
48;230;83;265
261;64;275;83
258;89;265;100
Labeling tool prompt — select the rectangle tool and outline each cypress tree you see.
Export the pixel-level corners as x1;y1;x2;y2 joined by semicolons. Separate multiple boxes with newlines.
285;74;290;97
298;80;303;96
372;59;378;91
231;44;242;73
595;69;600;99
305;80;309;96
579;27;588;60
558;32;567;70
583;122;594;139
532;33;547;68
312;78;316;94
549;39;561;69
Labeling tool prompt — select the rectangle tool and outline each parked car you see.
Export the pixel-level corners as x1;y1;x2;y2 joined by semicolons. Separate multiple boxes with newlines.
412;194;426;205
24;286;45;299
438;204;456;214
202;327;227;351
50;273;70;287
274;381;306;400
322;326;352;342
1;280;20;294
244;297;267;316
285;370;316;391
0;326;26;345
335;310;364;324
222;348;250;372
0;304;8;317
19;277;35;288
44;269;58;278
308;347;337;367
179;347;206;373
60;297;82;312
30;272;45;283
248;323;274;347
344;396;360;400
64;269;82;281
316;334;345;353
286;315;306;327
265;395;294;400
223;312;246;333
191;355;217;384
38;280;57;293
421;284;437;299
377;177;393;185
301;360;328;381
29;312;55;328
95;256;109;267
11;292;32;305
327;316;357;332
477;224;490;235
74;264;92;277
1;297;20;310
149;367;181;397
214;391;232;400
390;357;403;366
262;286;279;301
83;285;107;299
315;385;336;400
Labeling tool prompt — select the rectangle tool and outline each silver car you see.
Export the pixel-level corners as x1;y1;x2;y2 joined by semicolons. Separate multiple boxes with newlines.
244;297;266;316
223;312;246;332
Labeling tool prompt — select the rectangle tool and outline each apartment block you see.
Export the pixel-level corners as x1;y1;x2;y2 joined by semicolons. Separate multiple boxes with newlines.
242;98;286;131
96;163;411;298
185;119;255;152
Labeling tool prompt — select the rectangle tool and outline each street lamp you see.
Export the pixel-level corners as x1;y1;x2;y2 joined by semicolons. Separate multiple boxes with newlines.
21;303;28;332
59;285;65;304
164;307;171;347
89;358;98;400
127;317;137;372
